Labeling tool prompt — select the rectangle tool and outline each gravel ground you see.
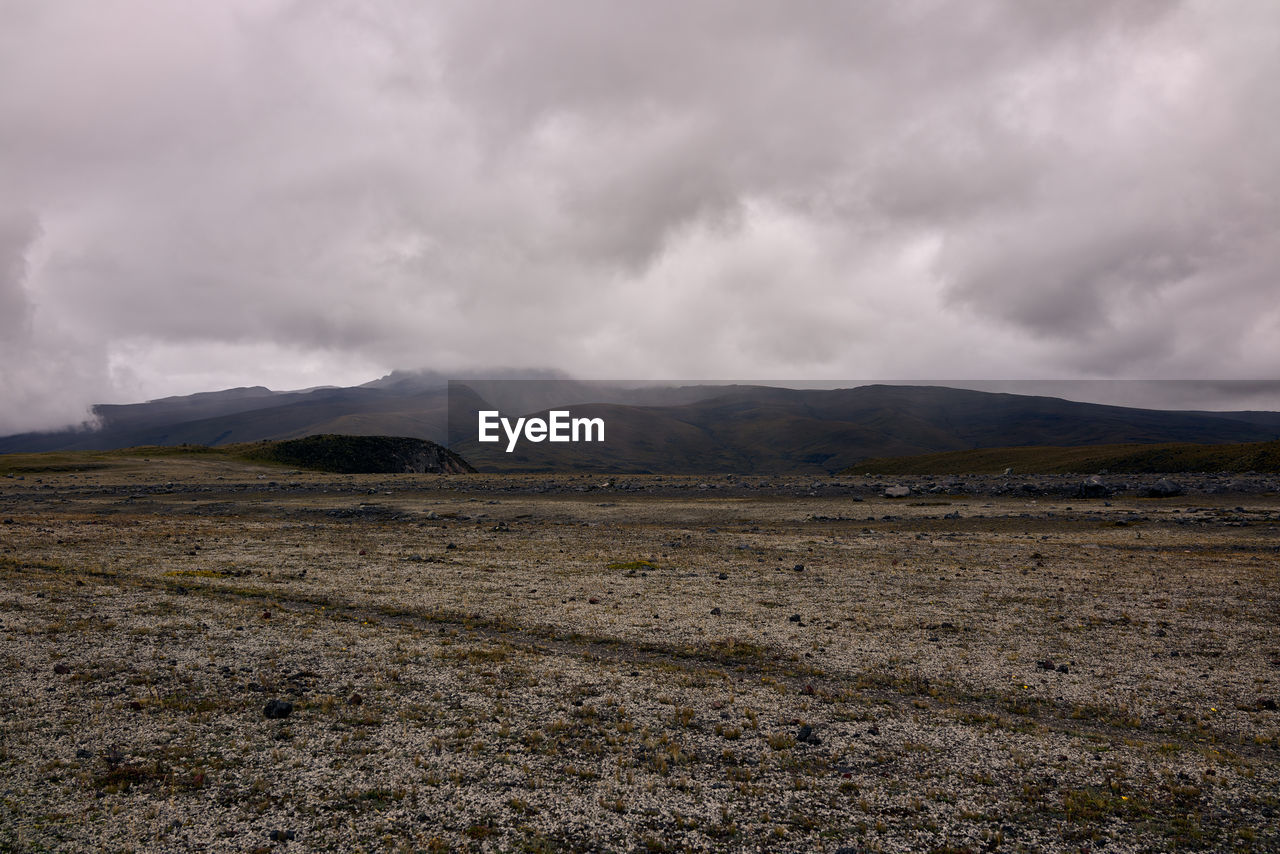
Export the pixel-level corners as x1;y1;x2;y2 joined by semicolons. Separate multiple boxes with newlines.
1;460;1277;852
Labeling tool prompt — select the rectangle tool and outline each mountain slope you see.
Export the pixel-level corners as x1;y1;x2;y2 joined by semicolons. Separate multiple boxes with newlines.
848;440;1280;475
5;381;1280;473
450;384;1280;473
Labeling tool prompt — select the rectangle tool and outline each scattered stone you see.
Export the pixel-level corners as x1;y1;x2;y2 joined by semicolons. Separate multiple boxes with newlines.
263;699;293;720
793;564;804;572
884;485;911;498
796;724;821;745
1076;477;1111;498
710;607;721;615
1259;698;1278;711
268;829;296;842
1056;664;1069;674
788;614;802;623
717;572;728;580
1139;479;1184;498
53;663;71;675
347;693;363;707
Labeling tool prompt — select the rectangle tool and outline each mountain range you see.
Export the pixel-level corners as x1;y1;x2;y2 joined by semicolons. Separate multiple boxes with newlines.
4;373;1280;474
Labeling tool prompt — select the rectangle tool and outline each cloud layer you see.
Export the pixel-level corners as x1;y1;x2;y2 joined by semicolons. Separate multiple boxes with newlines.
2;0;1277;432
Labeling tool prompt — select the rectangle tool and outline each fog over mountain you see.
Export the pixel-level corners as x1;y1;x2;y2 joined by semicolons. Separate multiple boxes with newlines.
2;2;1278;435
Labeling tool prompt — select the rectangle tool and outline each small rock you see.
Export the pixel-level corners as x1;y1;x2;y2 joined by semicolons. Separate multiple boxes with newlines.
263;699;293;719
348;693;363;707
793;564;804;572
1139;479;1184;498
788;614;803;623
884;485;911;498
796;724;821;745
1056;664;1069;674
717;572;728;580
710;607;721;615
1076;478;1111;498
1259;697;1277;711
53;663;71;675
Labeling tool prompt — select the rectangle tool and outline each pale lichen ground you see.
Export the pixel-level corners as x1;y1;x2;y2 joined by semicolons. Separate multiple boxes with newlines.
1;462;1277;852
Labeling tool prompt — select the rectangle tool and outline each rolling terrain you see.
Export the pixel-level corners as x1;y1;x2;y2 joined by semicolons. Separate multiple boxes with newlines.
850;440;1280;476
450;385;1280;473
6;379;1280;475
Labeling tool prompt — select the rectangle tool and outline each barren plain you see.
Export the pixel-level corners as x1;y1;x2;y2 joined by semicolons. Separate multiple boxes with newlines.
1;457;1278;852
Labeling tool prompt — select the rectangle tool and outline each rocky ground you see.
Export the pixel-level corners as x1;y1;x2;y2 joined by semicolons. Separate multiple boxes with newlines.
1;458;1277;852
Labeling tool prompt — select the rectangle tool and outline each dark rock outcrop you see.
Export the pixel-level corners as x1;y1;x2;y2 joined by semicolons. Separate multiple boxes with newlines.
247;435;475;474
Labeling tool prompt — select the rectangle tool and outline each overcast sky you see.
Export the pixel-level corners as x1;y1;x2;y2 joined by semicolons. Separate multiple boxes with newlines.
2;0;1278;433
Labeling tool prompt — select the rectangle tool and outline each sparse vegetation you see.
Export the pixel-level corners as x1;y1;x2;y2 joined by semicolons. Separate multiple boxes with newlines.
0;455;1276;851
849;439;1280;475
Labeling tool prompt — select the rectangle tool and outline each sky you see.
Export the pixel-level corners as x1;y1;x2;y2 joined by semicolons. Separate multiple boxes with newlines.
2;0;1278;434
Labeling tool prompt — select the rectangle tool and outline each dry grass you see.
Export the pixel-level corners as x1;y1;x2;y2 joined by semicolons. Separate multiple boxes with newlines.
0;460;1277;851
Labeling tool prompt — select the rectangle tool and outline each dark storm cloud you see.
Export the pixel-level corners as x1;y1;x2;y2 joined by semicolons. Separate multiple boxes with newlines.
1;0;1277;432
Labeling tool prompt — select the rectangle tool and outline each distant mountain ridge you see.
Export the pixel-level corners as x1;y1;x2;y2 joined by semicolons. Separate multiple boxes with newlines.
4;376;1280;473
450;384;1280;473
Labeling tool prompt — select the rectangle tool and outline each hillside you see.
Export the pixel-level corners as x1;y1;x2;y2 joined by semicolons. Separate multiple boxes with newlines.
0;436;474;476
846;440;1280;475
451;384;1280;473
5;380;1280;474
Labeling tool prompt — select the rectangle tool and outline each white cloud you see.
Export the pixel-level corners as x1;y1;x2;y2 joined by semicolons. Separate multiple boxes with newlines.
2;0;1277;432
